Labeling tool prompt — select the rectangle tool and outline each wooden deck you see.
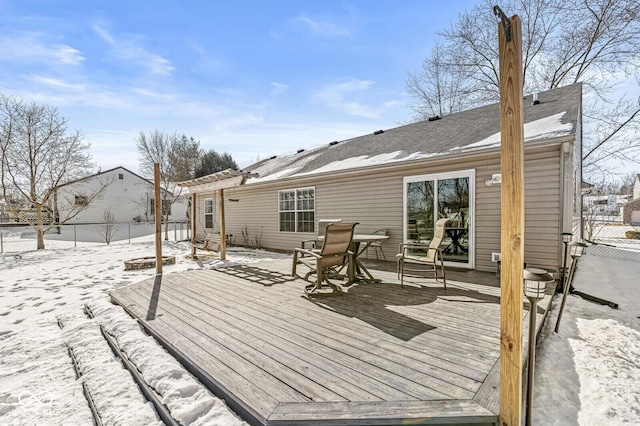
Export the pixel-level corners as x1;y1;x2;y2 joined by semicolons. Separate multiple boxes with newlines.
110;259;553;426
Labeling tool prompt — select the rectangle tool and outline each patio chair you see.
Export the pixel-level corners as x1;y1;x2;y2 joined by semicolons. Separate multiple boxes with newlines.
396;218;450;289
366;228;388;261
300;218;343;252
292;222;357;295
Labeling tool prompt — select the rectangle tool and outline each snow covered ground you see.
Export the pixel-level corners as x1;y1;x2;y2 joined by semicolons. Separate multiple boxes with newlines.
0;232;638;425
0;234;288;425
533;250;640;425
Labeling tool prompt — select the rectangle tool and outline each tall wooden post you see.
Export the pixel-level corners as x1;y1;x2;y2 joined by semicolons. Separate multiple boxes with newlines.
154;163;163;275
219;189;226;261
496;9;524;426
191;193;197;257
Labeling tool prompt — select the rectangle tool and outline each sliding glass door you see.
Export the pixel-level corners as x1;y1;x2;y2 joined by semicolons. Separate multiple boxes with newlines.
403;170;475;268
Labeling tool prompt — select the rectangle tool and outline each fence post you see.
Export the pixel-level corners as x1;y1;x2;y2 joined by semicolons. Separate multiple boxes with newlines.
0;225;3;253
174;221;177;241
129;222;131;244
74;224;77;247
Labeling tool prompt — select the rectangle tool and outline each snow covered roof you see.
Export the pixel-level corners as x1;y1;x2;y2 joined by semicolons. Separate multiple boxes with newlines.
177;169;258;193
245;83;581;184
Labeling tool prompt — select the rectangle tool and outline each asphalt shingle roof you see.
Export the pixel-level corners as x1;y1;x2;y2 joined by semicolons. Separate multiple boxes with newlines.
245;83;581;183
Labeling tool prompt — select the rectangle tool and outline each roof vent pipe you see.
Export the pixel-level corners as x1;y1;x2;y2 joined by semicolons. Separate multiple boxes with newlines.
297;149;305;153
428;115;441;122
532;93;540;105
373;129;384;135
329;141;339;146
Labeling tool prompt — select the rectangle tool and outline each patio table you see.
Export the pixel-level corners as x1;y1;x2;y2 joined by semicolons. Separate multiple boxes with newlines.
348;234;390;284
318;233;389;284
444;227;469;255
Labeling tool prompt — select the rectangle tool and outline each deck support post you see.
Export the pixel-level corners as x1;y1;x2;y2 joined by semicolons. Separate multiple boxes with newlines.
154;163;163;275
191;193;197;257
219;189;226;261
496;7;525;426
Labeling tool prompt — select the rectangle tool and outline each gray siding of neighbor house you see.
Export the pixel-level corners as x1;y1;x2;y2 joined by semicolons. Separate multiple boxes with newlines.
194;144;563;273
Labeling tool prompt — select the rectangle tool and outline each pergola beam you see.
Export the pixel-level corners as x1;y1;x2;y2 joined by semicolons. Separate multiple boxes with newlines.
179;169;257;260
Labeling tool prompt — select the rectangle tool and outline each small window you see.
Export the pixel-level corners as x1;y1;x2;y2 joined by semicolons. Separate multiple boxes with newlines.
118;173;124;180
204;198;214;229
74;195;89;206
278;187;315;232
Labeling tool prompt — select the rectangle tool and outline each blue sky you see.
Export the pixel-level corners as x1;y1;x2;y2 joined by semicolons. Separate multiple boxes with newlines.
0;1;480;174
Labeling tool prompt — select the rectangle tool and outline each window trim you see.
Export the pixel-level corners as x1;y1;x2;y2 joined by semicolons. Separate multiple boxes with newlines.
402;169;475;269
278;187;315;233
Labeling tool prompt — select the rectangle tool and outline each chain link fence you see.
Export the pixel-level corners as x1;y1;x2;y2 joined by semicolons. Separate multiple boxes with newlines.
581;215;640;260
0;221;190;254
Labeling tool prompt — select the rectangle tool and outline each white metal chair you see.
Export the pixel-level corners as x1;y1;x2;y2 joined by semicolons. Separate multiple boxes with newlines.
396;218;450;289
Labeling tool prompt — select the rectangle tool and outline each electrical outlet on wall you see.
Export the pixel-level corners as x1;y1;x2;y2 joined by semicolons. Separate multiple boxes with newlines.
491;252;501;262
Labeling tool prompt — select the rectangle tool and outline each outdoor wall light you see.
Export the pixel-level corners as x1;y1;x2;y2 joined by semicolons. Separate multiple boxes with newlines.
484;173;502;186
523;267;555;426
555;241;588;333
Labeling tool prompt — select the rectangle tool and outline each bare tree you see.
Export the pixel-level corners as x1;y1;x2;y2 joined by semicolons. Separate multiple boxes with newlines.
618;171;638;197
407;0;640;179
98;208;118;245
0;94;105;249
136;130;186;240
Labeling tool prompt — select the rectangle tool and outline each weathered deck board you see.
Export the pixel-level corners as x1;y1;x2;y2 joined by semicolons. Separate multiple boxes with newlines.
168;273;482;395
269;400;497;426
125;280;427;402
110;259;551;425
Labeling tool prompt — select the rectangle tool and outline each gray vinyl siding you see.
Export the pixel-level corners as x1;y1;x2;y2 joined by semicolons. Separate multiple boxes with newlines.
194;144;564;274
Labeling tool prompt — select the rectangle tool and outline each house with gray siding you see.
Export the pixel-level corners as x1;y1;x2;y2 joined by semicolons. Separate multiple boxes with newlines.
183;83;582;274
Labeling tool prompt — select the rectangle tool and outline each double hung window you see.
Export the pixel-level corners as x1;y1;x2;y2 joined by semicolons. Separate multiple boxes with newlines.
279;187;315;232
204;198;214;228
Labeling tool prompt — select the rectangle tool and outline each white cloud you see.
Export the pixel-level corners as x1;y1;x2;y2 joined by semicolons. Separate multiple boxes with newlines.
296;13;352;38
28;75;85;91
316;78;379;118
92;25;175;76
270;82;289;96
92;25;115;45
0;32;84;66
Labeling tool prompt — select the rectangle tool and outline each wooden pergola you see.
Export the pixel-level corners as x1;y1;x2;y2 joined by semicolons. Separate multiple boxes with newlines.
177;169;258;260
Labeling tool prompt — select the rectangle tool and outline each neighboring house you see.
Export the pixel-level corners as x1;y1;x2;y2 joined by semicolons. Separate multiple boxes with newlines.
622;198;640;225
622;174;640;224
584;194;629;217
182;84;583;274
55;166;188;224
